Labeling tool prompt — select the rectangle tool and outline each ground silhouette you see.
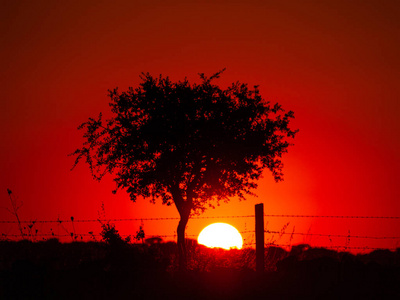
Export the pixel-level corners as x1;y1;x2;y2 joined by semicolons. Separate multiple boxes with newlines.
1;239;399;299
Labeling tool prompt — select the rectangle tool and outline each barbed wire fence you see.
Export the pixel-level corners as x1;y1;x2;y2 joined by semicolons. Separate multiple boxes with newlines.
1;214;399;252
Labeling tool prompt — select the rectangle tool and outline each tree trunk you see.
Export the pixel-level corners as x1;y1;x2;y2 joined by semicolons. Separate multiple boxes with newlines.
177;208;190;271
170;185;193;271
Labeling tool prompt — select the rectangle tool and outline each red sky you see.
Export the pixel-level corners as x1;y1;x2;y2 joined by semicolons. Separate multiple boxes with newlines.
1;1;399;251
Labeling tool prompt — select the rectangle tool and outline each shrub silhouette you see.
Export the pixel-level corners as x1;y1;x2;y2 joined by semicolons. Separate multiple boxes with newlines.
100;222;126;247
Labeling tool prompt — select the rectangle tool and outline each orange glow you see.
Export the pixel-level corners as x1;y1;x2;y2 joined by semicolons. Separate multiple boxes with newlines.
198;223;243;250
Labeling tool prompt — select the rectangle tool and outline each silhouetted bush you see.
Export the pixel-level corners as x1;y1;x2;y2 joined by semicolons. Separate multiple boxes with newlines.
100;222;127;247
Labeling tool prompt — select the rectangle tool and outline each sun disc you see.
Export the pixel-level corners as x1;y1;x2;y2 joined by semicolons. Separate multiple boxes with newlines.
197;223;243;250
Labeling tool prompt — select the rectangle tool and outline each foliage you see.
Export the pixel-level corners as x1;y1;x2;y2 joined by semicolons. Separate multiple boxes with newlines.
98;219;144;246
96;202;144;246
99;222;126;246
71;70;297;211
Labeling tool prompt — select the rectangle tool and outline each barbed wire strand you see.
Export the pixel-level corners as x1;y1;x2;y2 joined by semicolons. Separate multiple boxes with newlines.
2;230;399;241
264;230;400;240
1;214;399;224
264;214;400;219
245;242;399;251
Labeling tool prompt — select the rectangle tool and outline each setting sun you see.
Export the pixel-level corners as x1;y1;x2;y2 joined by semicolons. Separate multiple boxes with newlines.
197;223;243;250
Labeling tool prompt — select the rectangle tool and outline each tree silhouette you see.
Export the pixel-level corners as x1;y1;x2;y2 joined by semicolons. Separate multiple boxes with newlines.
71;70;298;269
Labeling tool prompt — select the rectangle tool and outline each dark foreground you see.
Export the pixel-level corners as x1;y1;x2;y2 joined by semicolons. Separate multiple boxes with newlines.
0;240;399;299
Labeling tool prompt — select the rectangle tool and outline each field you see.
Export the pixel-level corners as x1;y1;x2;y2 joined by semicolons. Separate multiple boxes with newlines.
1;239;399;299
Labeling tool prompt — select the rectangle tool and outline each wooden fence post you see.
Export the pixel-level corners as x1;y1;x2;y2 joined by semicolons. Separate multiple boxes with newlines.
255;203;264;274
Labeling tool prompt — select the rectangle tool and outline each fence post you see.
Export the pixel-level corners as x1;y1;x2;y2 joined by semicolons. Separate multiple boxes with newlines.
255;203;264;274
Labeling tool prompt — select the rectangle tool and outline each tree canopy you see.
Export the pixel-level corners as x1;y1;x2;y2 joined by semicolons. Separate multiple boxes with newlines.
71;70;298;268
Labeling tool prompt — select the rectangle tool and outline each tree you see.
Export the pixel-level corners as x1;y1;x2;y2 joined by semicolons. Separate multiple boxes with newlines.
71;70;298;269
